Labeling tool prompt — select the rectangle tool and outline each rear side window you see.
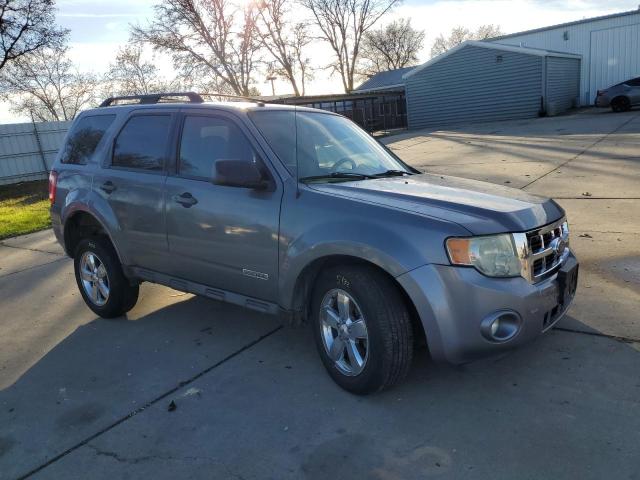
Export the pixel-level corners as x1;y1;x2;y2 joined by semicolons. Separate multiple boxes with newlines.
61;115;116;164
112;115;172;171
179;115;257;180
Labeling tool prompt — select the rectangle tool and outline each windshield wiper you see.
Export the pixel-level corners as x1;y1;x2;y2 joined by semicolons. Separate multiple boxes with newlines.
299;172;376;182
299;169;412;183
372;169;412;177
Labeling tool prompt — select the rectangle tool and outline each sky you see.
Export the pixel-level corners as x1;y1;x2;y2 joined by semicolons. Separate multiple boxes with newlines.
1;0;639;122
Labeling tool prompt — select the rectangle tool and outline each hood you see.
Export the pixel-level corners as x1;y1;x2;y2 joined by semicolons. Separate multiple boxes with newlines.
308;173;564;235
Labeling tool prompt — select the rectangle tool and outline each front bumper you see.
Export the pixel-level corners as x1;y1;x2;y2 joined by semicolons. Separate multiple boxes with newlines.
595;95;610;107
397;252;578;364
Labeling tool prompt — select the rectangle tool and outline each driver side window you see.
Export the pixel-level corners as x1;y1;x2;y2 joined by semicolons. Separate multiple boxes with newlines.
178;115;258;181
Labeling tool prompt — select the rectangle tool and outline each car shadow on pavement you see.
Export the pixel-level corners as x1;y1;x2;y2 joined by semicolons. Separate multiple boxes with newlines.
0;294;281;479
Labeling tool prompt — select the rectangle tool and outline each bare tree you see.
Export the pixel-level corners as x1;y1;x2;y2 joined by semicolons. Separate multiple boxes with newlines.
301;0;399;93
0;0;67;71
131;0;262;96
183;64;237;95
430;26;469;58
430;24;503;58
290;23;313;95
106;44;178;96
0;45;97;121
359;18;424;77
476;24;503;40
255;0;313;96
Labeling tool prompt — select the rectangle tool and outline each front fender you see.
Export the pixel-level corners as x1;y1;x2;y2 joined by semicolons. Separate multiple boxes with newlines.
278;219;425;310
276;185;471;311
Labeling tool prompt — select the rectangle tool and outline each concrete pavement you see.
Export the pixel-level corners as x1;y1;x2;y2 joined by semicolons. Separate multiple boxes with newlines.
1;108;639;479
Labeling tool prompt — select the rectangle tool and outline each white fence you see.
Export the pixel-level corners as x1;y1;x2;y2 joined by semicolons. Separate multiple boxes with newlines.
0;121;70;185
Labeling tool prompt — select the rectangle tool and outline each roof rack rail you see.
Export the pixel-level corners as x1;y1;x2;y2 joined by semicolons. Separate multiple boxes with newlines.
99;92;204;107
199;93;266;106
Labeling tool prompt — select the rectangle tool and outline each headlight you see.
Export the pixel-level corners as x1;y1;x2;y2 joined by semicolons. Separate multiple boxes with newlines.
446;234;521;277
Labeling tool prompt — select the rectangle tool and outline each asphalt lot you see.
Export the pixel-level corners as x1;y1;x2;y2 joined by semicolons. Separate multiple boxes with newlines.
1;108;639;479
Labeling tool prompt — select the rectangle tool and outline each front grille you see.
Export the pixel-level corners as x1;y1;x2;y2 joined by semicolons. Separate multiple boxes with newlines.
515;218;569;283
533;258;545;276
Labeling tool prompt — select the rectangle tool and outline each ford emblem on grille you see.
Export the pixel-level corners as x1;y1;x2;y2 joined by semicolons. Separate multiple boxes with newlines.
550;237;566;256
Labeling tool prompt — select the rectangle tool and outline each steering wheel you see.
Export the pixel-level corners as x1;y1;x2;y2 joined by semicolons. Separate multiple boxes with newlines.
332;157;356;171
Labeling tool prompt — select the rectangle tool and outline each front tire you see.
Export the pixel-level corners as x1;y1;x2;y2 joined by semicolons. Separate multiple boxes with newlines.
74;237;139;318
311;265;414;394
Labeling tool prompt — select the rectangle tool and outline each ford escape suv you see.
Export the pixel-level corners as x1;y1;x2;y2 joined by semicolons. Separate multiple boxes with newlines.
50;92;578;394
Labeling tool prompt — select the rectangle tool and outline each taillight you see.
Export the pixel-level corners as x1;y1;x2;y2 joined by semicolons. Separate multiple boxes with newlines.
48;170;58;205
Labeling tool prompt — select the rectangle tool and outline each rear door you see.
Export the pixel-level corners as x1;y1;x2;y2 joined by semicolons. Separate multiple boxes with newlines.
164;110;282;301
94;110;177;271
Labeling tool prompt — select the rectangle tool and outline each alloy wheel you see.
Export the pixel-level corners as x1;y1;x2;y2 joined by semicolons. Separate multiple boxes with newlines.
79;251;110;306
319;289;369;376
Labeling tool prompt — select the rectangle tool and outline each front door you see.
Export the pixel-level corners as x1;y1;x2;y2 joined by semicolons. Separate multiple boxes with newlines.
164;112;282;302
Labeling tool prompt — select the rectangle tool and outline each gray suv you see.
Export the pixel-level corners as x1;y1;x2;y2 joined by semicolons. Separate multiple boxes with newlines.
50;92;578;394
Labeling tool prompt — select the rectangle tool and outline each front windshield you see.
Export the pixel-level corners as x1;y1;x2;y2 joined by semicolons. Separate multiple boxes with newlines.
249;110;411;181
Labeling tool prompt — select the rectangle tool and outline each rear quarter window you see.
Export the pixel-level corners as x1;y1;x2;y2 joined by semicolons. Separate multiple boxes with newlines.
61;114;116;165
112;115;172;171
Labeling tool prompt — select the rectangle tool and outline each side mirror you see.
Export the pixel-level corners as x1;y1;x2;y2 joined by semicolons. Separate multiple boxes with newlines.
214;159;269;190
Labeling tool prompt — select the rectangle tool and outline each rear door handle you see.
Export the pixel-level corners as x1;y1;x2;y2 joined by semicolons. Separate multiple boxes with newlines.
173;192;198;207
100;181;116;194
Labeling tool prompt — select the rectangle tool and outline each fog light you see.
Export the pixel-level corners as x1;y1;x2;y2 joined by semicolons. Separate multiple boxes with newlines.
481;310;522;342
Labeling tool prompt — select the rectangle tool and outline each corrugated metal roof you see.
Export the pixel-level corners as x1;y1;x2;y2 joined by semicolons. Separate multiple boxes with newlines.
355;66;415;92
404;41;580;80
490;8;640;40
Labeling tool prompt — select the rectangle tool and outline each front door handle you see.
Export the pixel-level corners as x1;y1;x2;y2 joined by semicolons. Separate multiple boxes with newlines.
173;192;198;208
100;181;116;194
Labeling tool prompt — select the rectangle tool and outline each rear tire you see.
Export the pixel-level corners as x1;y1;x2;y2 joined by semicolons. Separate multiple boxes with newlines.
311;265;414;394
611;97;631;112
74;237;139;318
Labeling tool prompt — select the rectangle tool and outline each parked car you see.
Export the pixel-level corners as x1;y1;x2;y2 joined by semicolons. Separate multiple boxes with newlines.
49;92;579;394
595;76;640;112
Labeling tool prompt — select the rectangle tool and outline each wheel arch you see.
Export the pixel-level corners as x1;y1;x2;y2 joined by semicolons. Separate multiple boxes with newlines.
611;95;631;110
612;95;630;102
63;209;124;263
285;254;427;346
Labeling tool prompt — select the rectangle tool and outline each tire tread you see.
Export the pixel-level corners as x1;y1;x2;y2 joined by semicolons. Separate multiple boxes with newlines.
74;236;139;318
312;264;414;394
